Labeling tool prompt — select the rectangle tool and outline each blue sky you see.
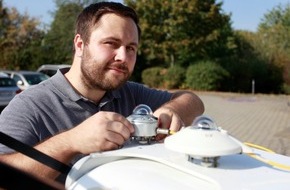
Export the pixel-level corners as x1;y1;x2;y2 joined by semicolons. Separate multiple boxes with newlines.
3;0;290;31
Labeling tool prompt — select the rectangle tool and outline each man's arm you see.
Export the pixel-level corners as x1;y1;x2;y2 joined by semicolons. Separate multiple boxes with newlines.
0;131;76;180
153;90;204;132
0;111;134;180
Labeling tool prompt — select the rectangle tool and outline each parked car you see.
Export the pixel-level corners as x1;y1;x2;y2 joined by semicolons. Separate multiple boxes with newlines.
4;71;49;91
0;74;21;107
37;64;71;77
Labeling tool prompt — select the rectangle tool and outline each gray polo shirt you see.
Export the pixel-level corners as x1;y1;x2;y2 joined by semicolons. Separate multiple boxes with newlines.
0;69;172;154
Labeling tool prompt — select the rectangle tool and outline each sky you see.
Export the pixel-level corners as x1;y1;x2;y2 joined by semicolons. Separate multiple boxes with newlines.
3;0;290;32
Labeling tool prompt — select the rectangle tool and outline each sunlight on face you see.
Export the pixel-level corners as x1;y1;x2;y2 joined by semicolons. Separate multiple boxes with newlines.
80;13;139;91
80;45;131;90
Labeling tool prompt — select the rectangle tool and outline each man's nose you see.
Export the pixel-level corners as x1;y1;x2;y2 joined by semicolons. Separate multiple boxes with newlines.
115;46;127;62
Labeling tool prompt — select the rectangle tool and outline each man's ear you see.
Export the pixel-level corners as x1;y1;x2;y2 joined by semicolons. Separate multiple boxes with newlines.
74;34;84;57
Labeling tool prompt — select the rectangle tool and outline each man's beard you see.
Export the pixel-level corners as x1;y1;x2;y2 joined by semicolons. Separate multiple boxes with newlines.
80;48;132;91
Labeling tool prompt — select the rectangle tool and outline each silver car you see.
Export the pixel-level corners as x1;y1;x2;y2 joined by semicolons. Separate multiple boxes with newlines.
5;71;49;91
37;64;71;77
0;75;21;107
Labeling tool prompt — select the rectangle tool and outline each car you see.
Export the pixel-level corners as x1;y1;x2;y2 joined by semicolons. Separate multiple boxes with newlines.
4;71;50;91
0;74;21;107
37;64;71;77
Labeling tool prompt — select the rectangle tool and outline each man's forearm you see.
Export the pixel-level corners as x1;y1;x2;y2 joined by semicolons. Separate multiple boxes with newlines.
0;152;61;179
0;131;76;180
163;90;204;125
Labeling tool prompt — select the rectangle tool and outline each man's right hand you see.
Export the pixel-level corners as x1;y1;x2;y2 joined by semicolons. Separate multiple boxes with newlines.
66;111;135;154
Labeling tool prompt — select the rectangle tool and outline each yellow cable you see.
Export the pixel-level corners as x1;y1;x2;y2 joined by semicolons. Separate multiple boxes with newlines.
247;153;290;171
169;130;176;135
244;142;275;153
244;142;290;171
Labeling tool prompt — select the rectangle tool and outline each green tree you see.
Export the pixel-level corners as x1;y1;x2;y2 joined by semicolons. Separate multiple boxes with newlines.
0;0;43;70
257;3;290;93
125;0;234;68
220;30;284;93
42;1;83;65
41;0;103;66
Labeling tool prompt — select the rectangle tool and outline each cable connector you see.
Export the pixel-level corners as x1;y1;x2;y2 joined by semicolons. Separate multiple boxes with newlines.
156;128;175;135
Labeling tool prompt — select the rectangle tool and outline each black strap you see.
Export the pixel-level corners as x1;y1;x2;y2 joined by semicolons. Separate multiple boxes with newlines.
0;131;71;175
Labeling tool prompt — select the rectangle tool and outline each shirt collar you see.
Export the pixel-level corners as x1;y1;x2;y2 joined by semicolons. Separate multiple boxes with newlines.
51;68;121;104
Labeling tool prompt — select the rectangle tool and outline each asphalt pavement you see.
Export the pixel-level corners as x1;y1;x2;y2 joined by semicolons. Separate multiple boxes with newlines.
196;91;290;156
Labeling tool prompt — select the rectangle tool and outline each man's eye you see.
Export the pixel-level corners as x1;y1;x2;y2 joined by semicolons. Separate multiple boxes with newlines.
127;46;136;52
105;41;114;45
105;41;118;47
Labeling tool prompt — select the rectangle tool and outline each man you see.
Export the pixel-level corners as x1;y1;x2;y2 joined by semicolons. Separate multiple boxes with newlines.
0;2;204;182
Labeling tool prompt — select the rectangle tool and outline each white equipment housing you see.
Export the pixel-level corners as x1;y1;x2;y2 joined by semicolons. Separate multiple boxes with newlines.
65;115;290;190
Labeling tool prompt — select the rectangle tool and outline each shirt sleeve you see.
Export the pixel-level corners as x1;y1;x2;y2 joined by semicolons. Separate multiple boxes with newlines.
0;93;40;154
126;81;173;112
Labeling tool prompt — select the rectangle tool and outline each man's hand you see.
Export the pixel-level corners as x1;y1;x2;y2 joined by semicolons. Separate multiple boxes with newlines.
154;107;184;131
67;111;135;154
153;107;184;141
153;91;204;141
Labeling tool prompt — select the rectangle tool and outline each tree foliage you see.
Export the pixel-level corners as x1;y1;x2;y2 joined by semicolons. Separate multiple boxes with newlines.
0;0;289;94
42;1;83;65
40;0;103;65
185;60;229;91
141;66;165;88
0;0;44;70
256;4;290;92
125;0;234;68
163;65;186;89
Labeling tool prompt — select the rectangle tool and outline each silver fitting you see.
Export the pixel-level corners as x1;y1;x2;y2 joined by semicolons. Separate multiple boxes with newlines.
156;128;170;135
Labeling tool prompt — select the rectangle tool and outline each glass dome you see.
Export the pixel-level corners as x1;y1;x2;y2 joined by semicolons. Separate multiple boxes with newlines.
191;115;218;131
132;104;153;116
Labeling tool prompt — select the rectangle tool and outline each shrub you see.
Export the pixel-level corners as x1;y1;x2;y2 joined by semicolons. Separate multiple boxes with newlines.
185;60;229;91
142;67;166;88
164;65;186;89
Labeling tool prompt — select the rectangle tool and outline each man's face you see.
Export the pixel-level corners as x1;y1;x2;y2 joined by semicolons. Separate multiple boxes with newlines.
80;13;139;91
